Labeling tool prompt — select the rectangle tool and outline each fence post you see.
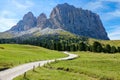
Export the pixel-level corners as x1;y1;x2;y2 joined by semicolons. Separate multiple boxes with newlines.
33;66;35;72
39;63;40;67
23;72;27;78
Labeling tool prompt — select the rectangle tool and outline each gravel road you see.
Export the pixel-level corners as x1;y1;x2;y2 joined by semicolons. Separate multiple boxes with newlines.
0;52;78;80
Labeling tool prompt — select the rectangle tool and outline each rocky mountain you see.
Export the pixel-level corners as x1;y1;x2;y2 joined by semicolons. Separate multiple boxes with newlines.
49;3;109;40
1;3;109;40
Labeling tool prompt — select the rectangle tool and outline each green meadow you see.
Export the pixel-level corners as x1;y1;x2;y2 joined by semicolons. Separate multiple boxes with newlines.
15;51;120;80
0;44;66;70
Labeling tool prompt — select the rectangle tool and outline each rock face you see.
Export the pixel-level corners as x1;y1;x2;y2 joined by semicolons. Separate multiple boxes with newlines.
37;13;47;29
8;3;109;40
49;3;109;40
10;12;37;31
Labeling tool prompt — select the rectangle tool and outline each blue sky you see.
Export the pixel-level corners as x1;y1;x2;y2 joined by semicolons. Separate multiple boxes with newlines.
0;0;120;40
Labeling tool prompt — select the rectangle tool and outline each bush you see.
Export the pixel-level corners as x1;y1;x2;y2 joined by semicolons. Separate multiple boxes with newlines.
92;41;103;52
104;44;111;53
0;47;4;49
118;47;120;52
111;46;117;53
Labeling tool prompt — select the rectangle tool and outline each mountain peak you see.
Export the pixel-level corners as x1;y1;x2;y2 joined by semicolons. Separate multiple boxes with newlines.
56;3;75;9
27;11;33;15
37;13;47;28
38;13;47;19
10;11;37;32
23;12;35;20
58;3;69;6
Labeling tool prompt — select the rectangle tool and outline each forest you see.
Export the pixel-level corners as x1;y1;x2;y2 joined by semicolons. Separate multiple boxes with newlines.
0;34;120;53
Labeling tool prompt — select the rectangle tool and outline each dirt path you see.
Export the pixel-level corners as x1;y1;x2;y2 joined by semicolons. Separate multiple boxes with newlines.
0;52;78;80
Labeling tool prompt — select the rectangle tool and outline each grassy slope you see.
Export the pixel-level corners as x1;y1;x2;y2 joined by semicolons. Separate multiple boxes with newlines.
58;31;120;47
56;32;120;47
0;44;66;69
15;51;120;80
88;38;120;47
0;32;14;39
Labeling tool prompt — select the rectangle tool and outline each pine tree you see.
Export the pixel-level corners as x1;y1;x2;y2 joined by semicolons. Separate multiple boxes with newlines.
118;47;120;52
79;42;86;51
105;44;111;53
111;46;117;53
92;41;102;52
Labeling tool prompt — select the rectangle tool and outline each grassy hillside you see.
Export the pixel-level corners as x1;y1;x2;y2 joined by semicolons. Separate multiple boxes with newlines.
15;51;120;80
88;38;120;47
0;44;66;70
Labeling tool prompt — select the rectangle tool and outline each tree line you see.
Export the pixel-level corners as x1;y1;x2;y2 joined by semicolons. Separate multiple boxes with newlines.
0;35;120;53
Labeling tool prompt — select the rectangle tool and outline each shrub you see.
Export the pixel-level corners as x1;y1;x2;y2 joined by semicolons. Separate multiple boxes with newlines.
0;47;4;49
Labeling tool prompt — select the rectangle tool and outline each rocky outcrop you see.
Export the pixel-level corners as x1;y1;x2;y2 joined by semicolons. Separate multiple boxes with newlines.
37;13;47;29
10;12;37;31
8;3;109;40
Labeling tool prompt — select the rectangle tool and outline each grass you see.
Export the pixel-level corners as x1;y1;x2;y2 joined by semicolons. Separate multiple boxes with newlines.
0;44;66;70
14;67;96;80
15;51;120;80
88;38;120;47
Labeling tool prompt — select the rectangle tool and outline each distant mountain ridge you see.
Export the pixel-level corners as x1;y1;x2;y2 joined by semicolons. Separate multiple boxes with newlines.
1;3;109;40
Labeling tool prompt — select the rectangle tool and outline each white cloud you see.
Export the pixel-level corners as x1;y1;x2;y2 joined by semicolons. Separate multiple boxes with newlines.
0;10;15;18
101;9;120;21
84;1;104;11
108;10;120;17
0;10;18;32
108;9;120;17
83;0;120;21
108;25;120;40
11;0;34;10
101;0;120;2
0;18;18;32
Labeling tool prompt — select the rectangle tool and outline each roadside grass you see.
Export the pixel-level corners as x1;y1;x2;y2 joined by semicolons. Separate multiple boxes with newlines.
15;51;120;80
14;67;97;80
0;44;66;70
